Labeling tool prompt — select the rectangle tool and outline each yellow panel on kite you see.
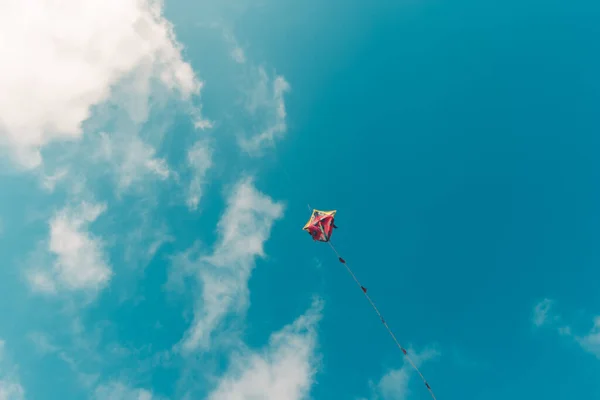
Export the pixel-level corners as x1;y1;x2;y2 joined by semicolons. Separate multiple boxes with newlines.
303;209;337;230
303;209;337;242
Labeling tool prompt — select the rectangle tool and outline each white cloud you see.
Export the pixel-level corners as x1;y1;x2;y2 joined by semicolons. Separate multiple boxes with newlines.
191;107;214;130
26;269;58;294
239;67;290;154
531;301;600;360
165;243;202;295
94;381;155;400
576;316;600;359
0;340;25;400
531;298;574;337
558;326;572;336
222;29;246;64
126;223;174;270
207;298;323;400
532;298;554;327
28;332;59;355
27;201;112;294
217;22;246;64
41;167;69;192
231;47;247;64
134;228;175;263
0;380;25;400
25;322;113;392
0;0;201;169
96;132;170;191
186;139;213;211
176;178;284;352
371;347;439;400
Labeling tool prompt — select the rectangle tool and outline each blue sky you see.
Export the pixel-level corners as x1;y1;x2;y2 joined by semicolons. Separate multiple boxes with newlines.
1;0;599;399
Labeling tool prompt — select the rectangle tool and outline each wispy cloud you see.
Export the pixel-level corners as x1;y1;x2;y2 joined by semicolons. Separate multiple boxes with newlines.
222;30;246;64
0;340;25;400
576;317;600;359
231;47;247;64
207;298;323;400
0;380;25;400
531;299;600;360
95;132;171;192
186;139;213;211
532;298;555;327
26;320;152;394
531;298;573;339
26;201;112;295
122;208;174;273
93;381;157;400
217;28;291;153
239;67;291;154
41;168;69;192
175;177;285;353
26;331;97;387
370;347;439;400
0;0;201;169
28;332;60;355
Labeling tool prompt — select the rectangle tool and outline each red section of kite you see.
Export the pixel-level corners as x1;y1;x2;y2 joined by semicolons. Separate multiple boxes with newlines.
305;210;337;242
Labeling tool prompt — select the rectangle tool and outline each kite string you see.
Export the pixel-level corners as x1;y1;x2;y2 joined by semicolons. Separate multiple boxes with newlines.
278;158;437;398
327;241;437;400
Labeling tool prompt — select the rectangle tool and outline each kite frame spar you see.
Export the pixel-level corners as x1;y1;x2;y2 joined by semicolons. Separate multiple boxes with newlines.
303;207;437;400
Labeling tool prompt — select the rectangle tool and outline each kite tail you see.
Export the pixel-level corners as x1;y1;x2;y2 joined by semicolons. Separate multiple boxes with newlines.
327;242;437;400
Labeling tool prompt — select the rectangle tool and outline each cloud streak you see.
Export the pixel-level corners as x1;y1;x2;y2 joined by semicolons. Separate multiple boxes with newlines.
532;298;554;327
93;381;157;400
238;67;290;154
186;139;213;211
0;340;25;400
207;298;323;400
175;177;285;353
370;347;439;400
532;299;600;360
576;317;600;359
96;132;171;192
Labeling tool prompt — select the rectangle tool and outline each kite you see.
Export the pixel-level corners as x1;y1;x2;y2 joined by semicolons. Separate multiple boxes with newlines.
302;209;337;242
304;208;438;400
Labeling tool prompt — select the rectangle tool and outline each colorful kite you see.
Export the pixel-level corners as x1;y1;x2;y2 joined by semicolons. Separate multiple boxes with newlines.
304;208;437;400
302;209;337;242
